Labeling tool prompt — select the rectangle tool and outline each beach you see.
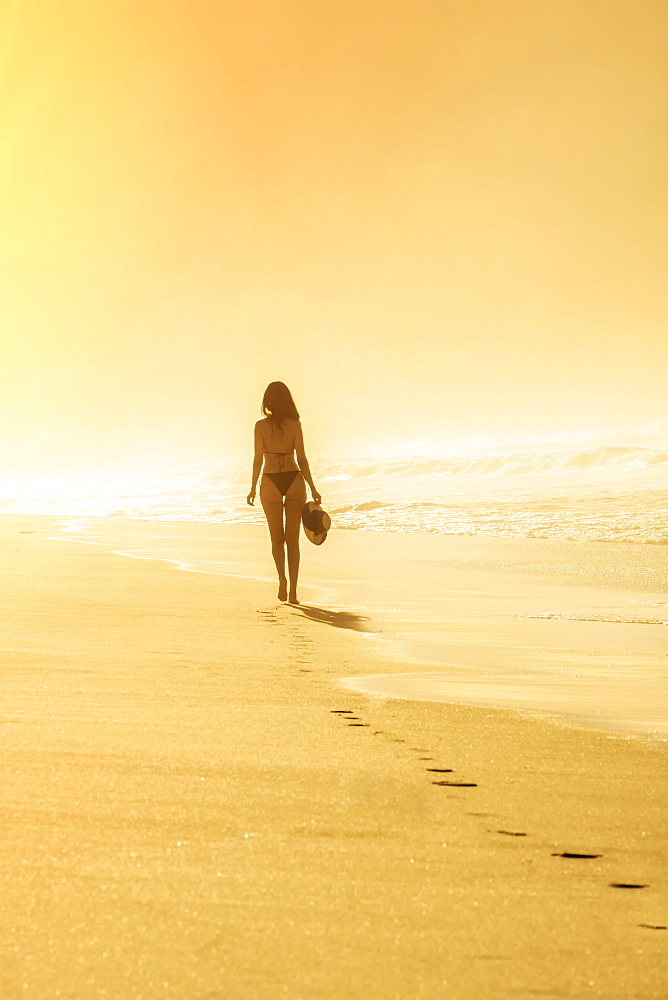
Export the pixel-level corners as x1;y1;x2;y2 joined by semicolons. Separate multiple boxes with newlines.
4;0;668;995
52;515;668;738
1;513;666;999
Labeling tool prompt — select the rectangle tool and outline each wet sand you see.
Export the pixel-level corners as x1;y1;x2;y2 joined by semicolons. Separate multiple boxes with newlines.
1;514;667;999
52;518;668;738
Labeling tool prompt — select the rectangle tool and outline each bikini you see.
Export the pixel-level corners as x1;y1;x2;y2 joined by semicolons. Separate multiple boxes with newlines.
263;451;300;497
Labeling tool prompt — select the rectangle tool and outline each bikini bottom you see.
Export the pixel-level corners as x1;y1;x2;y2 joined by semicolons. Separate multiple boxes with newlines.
263;471;300;498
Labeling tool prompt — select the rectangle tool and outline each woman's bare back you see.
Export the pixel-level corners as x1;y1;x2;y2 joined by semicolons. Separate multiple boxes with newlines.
258;417;300;473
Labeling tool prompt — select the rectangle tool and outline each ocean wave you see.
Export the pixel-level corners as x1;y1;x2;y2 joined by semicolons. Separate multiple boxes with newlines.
2;451;667;545
319;445;668;479
327;490;668;544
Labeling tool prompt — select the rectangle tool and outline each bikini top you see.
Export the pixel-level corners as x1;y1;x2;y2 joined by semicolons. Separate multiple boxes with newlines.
263;449;294;471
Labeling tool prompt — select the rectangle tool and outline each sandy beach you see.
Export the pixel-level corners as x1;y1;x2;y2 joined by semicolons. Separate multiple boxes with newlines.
4;0;668;995
1;513;666;1000
52;516;668;738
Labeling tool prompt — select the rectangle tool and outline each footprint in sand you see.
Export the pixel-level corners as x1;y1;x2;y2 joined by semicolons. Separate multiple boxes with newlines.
552;852;601;859
432;780;477;787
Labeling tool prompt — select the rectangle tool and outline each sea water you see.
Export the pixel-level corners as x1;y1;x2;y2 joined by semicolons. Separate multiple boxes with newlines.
2;441;668;545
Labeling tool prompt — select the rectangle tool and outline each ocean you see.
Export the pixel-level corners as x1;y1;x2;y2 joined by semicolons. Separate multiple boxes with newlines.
2;440;667;545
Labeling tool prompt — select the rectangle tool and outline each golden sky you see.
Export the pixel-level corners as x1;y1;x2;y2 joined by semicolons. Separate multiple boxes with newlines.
1;0;667;471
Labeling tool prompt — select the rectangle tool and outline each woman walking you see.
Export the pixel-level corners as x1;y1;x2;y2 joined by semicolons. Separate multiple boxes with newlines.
247;382;321;604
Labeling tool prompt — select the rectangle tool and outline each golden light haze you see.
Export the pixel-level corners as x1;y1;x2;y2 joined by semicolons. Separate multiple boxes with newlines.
1;1;667;473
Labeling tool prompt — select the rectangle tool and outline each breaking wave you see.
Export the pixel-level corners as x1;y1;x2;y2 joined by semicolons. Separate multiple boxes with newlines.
318;444;668;480
326;490;668;544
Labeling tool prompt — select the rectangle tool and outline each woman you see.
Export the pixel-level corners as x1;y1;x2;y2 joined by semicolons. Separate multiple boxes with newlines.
247;382;321;604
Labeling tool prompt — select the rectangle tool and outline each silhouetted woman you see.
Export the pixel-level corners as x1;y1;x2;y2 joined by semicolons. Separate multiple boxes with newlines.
247;382;321;603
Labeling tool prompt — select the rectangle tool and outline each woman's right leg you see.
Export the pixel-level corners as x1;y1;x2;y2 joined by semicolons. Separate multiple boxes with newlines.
284;474;307;604
260;478;288;600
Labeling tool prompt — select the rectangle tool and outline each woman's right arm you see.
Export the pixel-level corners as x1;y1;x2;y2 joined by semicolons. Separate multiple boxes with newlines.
247;422;263;505
295;423;321;502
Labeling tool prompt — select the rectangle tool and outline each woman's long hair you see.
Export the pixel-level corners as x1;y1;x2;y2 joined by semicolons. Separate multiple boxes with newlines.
262;381;300;432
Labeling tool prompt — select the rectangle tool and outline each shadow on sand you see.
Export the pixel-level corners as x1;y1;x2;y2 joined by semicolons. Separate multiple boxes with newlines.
291;604;371;632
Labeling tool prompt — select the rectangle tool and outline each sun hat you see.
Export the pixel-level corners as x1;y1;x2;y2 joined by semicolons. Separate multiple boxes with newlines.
301;501;331;545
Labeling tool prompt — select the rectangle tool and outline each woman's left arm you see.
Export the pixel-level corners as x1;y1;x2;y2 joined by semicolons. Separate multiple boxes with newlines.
247;422;263;505
295;423;321;502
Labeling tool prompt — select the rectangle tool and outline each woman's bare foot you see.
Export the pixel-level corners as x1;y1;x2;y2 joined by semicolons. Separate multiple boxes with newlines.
288;591;299;605
278;578;288;602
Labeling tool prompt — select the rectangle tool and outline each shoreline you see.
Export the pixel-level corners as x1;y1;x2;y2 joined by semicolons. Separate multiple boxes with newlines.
1;513;667;998
45;514;668;741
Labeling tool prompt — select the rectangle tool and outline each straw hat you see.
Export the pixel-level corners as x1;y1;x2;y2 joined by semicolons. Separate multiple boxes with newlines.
301;501;331;545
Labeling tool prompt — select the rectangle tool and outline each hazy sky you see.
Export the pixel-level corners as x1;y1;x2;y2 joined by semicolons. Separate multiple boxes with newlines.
1;0;667;473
